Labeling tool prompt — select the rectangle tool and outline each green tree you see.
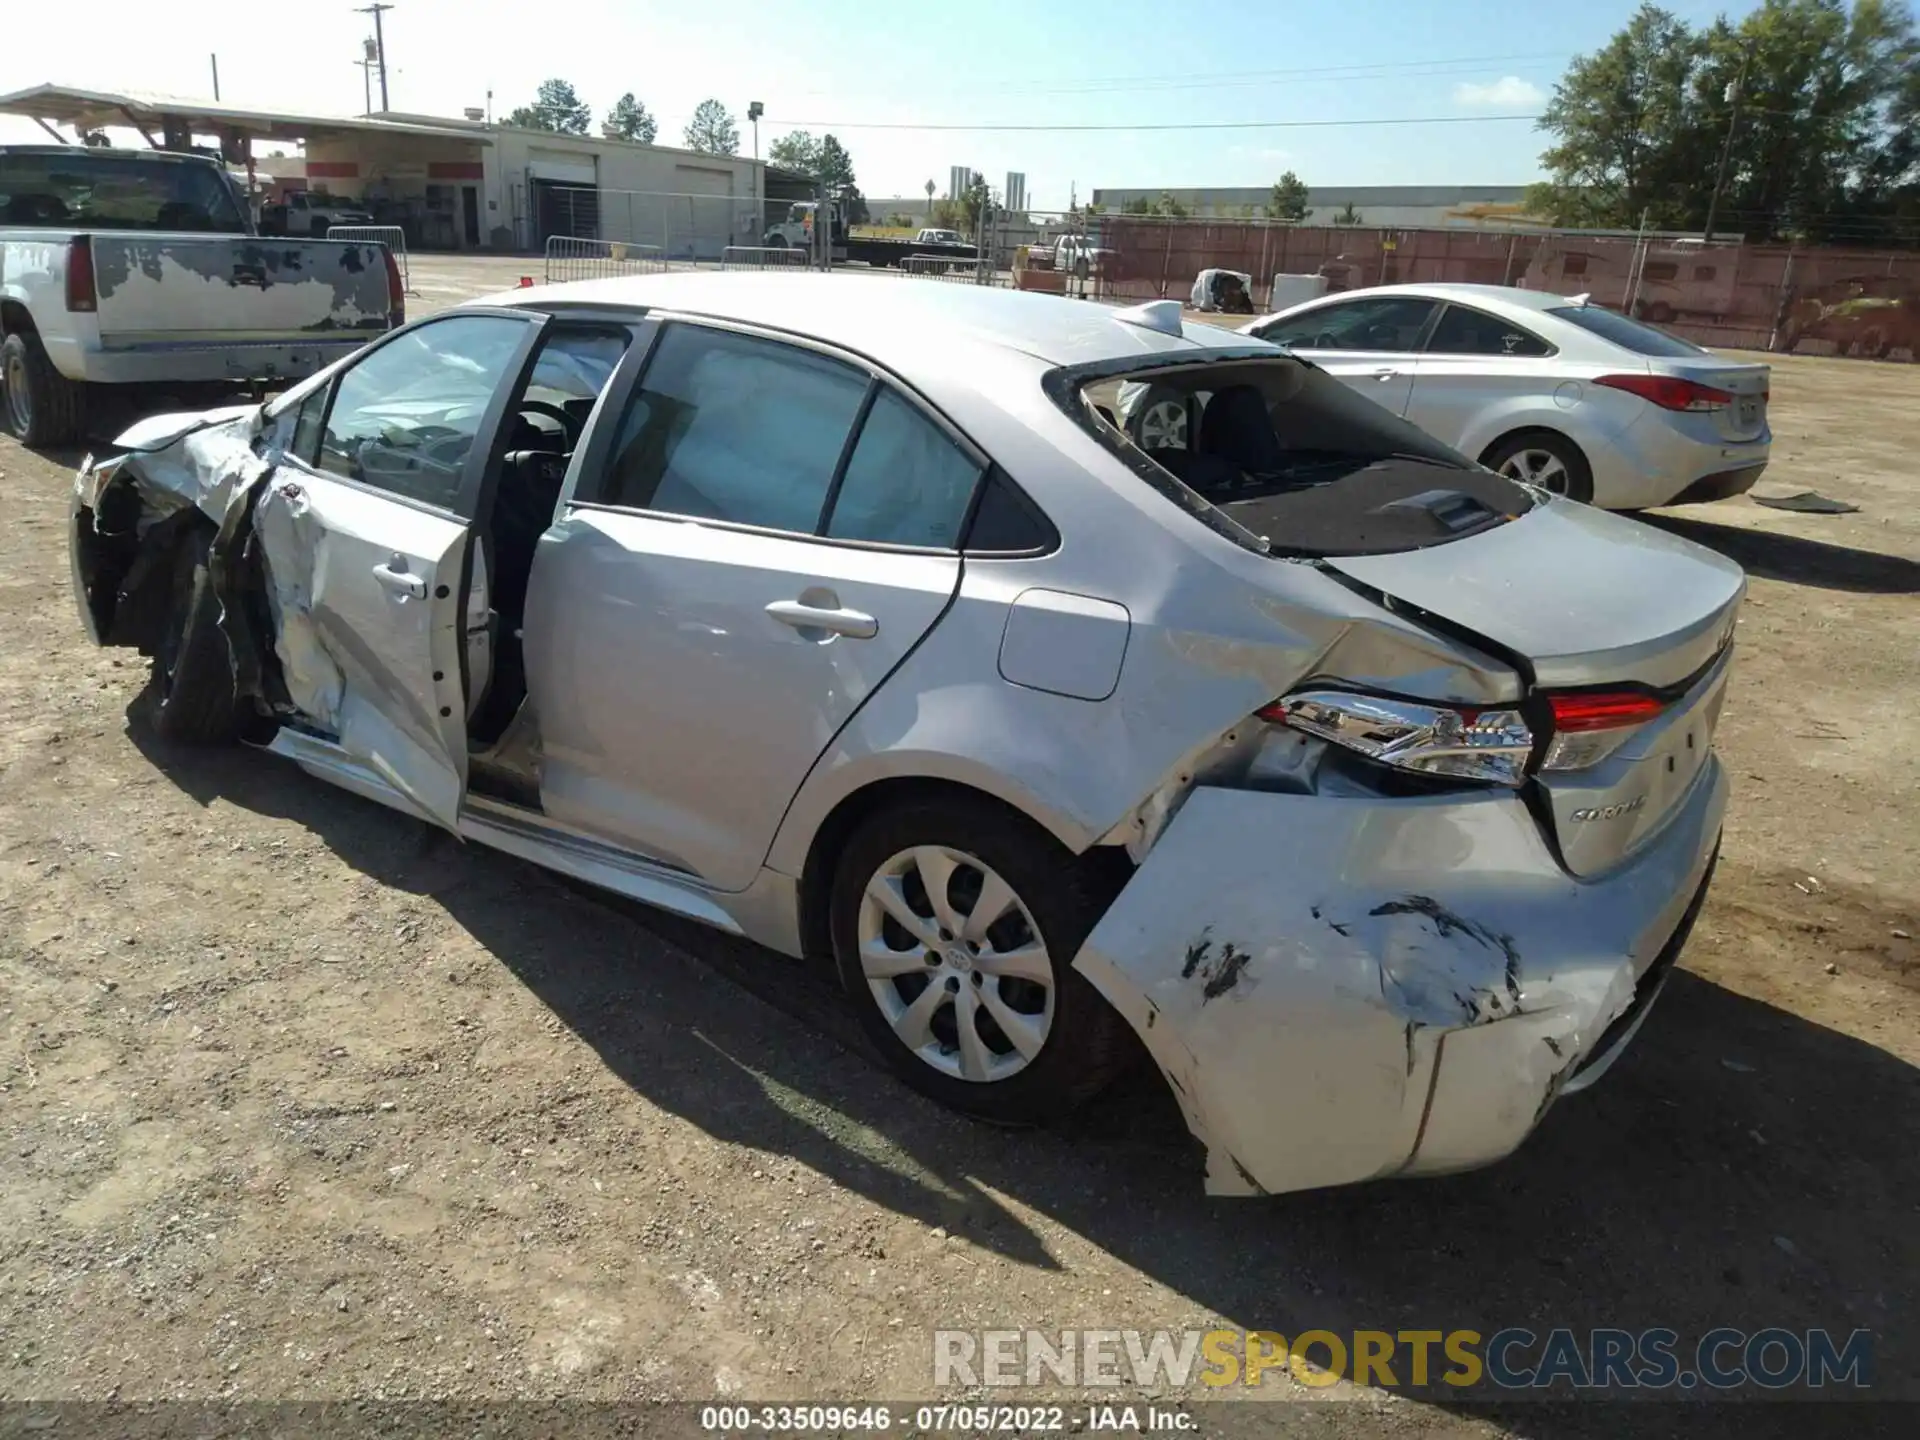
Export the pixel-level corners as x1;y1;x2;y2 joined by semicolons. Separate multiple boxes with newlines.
602;93;658;144
767;130;820;173
1531;0;1919;242
684;99;740;155
1119;192;1189;217
958;172;993;232
505;78;591;135
1265;171;1312;222
766;131;867;223
1332;202;1365;224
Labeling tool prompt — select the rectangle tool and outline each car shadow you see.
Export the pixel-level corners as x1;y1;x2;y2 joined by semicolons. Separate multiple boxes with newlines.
1643;513;1920;595
134;728;1920;1430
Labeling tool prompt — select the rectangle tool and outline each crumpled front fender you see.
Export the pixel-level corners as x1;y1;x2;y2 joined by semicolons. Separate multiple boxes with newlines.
1070;762;1726;1196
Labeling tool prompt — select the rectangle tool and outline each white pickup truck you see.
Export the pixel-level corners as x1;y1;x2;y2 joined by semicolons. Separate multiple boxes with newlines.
1;146;401;447
257;188;376;238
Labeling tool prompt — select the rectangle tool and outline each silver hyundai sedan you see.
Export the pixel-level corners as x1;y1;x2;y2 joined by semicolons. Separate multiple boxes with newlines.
69;273;1738;1195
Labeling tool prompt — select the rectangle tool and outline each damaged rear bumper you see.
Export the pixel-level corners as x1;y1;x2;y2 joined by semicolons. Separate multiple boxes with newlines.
1071;758;1727;1195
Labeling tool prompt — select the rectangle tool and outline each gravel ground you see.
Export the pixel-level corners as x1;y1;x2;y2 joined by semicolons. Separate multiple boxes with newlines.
2;270;1917;1437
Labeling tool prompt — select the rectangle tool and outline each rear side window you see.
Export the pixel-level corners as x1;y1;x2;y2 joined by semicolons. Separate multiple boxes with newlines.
824;388;982;547
1547;305;1709;358
1425;305;1553;358
599;324;869;532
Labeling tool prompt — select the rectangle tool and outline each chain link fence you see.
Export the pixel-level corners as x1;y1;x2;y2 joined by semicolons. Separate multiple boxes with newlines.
1073;214;1919;358
517;184;769;264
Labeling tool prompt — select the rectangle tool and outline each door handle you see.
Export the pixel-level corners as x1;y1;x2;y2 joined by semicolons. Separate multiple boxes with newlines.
1372;367;1399;381
373;557;426;601
765;599;878;639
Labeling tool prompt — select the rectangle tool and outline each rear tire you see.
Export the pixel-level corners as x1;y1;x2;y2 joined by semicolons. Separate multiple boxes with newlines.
829;798;1134;1126
146;528;243;745
1;328;86;449
1482;430;1594;504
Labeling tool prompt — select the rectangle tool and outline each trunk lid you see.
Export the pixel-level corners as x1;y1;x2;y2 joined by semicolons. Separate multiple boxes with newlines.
1323;498;1744;876
1655;356;1770;443
91;236;393;349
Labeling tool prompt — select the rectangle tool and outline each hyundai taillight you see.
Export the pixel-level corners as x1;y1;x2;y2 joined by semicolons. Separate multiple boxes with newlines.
65;236;97;313
382;247;405;327
1593;373;1731;412
1258;686;1670;784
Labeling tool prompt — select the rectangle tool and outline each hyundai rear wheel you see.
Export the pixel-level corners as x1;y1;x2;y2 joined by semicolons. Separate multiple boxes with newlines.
1484;430;1594;503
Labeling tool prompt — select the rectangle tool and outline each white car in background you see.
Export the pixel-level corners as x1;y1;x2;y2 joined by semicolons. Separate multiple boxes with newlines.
1162;282;1771;510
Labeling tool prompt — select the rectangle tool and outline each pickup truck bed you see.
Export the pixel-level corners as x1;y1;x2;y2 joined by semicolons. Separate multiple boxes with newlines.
1;146;400;447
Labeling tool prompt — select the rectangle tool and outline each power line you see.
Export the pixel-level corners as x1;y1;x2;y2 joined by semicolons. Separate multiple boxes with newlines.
764;113;1543;134
770;51;1571;100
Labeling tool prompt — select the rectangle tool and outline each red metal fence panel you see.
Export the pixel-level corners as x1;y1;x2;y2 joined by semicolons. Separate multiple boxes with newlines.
1090;217;1920;360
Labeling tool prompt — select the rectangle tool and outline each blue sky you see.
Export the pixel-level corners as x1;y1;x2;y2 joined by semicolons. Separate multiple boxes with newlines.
2;0;1761;209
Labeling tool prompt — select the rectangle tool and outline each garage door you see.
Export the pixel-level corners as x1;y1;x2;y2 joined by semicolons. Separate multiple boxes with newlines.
673;165;734;261
528;150;596;185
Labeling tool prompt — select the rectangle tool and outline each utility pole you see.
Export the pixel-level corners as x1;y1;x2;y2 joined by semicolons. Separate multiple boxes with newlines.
210;54;221;102
357;38;377;117
356;4;394;112
1702;45;1751;243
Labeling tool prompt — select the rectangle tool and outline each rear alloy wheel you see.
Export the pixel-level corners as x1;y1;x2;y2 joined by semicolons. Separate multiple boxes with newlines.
1130;385;1188;451
830;800;1133;1125
1484;431;1594;504
860;845;1055;1084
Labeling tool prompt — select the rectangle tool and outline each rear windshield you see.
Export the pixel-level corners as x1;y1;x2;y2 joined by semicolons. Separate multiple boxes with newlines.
1546;304;1709;358
1069;354;1537;557
0;152;248;233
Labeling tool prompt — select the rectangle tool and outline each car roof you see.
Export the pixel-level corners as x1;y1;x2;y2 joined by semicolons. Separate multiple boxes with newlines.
1281;282;1584;316
478;271;1260;370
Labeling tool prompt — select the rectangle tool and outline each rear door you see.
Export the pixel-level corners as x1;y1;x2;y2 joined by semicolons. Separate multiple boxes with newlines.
1250;295;1437;415
1402;302;1558;446
526;318;982;890
263;309;546;829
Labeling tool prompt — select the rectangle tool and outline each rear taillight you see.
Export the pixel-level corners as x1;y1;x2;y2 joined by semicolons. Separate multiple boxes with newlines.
1258;685;1671;783
65;236;97;312
382;247;405;327
1258;692;1533;787
1593;373;1731;412
1540;690;1667;771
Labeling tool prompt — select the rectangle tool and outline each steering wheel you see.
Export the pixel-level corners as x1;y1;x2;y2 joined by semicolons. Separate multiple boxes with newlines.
518;399;582;447
1315;330;1339;349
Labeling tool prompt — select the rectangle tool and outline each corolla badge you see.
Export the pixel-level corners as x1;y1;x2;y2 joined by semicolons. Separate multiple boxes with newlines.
1571;795;1648;822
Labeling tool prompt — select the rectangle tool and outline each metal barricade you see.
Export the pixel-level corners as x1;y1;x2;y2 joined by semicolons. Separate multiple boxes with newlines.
325;225;410;292
720;246;814;270
542;236;668;284
900;252;1004;286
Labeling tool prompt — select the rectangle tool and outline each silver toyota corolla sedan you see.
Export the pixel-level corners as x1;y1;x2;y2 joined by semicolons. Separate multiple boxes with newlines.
69;273;1738;1195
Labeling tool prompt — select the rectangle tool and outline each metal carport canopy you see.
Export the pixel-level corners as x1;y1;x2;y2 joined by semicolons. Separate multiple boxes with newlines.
0;83;494;147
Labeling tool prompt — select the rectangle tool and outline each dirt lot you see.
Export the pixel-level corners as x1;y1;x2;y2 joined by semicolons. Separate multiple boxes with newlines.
2;272;1917;1435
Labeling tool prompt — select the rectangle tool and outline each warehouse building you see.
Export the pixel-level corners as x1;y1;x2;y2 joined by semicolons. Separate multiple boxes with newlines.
0;83;784;256
1089;183;1535;228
